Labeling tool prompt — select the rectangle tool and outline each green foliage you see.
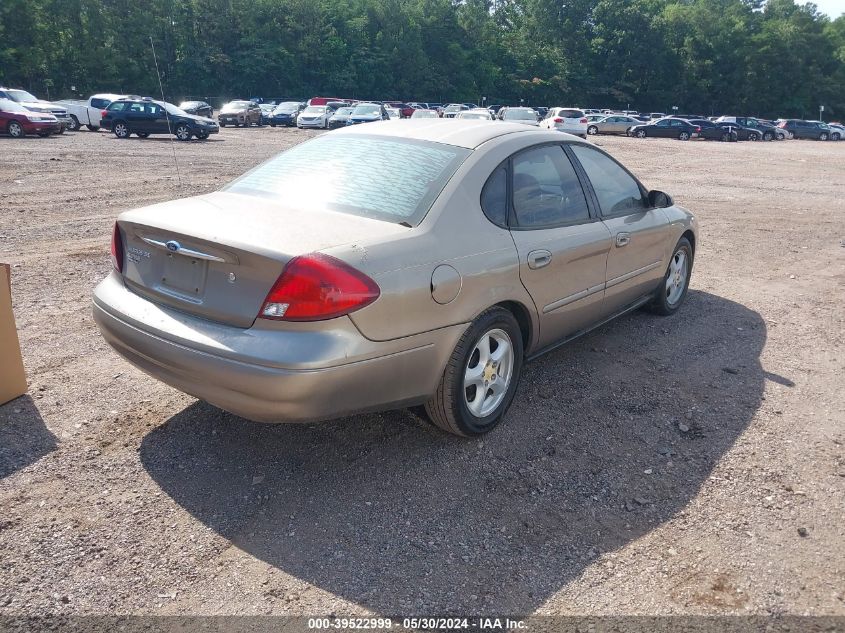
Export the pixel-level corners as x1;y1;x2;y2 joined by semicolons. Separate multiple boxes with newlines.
0;0;842;118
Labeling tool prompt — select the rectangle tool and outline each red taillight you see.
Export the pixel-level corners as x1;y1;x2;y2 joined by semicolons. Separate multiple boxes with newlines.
778;121;786;127
101;110;108;119
553;117;563;123
580;118;588;123
695;126;701;132
259;254;380;321
110;222;124;273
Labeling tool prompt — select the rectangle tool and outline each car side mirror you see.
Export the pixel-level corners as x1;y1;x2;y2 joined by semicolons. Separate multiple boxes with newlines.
647;190;673;208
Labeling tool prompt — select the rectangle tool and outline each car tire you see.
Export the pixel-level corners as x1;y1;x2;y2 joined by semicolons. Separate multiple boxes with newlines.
66;115;80;131
679;131;691;141
113;121;130;139
635;129;647;138
424;307;524;437
7;121;25;138
270;122;276;127
86;125;100;132
136;132;149;138
820;132;829;141
720;132;730;142
175;124;192;141
833;133;841;141
763;131;773;141
587;125;598;135
220;122;227;127
748;132;759;141
650;237;693;316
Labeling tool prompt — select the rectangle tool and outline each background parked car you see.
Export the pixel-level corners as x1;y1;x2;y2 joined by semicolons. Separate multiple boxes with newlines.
0;97;61;137
328;106;353;129
268;101;304;127
825;123;844;140
58;93;124;130
383;102;414;118
102;98;219;140
457;108;494;120
686;119;740;142
0;87;71;131
443;103;469;118
297;105;334;129
218;100;262;127
539;107;588;137
347;102;390;125
586;114;640;136
259;103;276;125
411;109;439;119
777;119;831;140
716;116;781;140
500;107;539;126
385;106;402;120
179;100;214;119
630;117;700;140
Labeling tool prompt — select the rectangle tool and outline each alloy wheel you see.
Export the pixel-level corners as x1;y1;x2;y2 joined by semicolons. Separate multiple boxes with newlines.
8;121;24;137
463;328;515;418
665;248;688;306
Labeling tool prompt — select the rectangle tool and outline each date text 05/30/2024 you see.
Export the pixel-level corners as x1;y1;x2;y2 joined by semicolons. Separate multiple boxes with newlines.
307;617;527;630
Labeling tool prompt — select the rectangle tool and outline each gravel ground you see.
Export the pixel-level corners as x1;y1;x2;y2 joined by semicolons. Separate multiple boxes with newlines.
0;127;843;619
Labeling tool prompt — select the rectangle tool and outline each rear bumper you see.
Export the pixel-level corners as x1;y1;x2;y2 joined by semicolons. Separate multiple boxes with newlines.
92;273;466;423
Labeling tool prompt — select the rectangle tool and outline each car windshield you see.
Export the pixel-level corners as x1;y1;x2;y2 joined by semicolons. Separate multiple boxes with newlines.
179;102;199;109
353;104;380;115
445;105;463;112
303;106;325;114
224;135;471;225
163;102;189;116
273;102;300;113
222;101;250;112
4;89;39;103
459;112;490;120
333;108;353;116
504;109;536;120
411;110;437;118
0;98;28;113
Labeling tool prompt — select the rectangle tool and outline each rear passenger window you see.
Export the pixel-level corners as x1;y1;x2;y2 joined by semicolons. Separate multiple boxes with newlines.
481;165;508;227
571;145;645;216
511;145;590;228
107;102;127;112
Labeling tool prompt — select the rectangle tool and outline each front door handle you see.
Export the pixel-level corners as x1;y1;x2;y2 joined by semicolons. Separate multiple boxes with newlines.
527;250;552;270
616;232;631;247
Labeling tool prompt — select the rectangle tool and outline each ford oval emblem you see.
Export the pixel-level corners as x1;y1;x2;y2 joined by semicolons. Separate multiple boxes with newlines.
165;240;181;252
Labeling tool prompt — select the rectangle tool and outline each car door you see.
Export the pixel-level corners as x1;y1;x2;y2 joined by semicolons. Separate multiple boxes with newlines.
568;143;671;311
124;102;148;132
501;144;613;349
145;103;170;134
652;119;672;137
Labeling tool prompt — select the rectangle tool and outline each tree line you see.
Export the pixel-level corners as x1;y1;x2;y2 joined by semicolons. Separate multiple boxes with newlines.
1;0;843;119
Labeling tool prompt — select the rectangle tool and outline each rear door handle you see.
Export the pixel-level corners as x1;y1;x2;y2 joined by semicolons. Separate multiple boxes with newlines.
616;232;631;247
527;250;552;269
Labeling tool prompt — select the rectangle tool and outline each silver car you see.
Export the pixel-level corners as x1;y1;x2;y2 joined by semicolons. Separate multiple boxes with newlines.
94;120;697;436
587;115;641;136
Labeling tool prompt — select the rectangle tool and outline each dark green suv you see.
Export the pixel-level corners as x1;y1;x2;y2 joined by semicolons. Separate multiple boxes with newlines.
102;98;219;140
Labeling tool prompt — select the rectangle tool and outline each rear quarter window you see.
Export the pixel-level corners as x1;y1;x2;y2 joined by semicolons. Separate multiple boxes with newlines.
107;102;128;112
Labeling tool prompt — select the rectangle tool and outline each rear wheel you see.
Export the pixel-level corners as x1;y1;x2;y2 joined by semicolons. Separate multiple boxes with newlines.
113;121;130;138
424;307;524;437
763;131;773;141
219;121;227;127
833;133;841;141
650;237;693;316
7;120;24;138
820;132;829;141
720;132;730;142
748;132;759;141
679;131;690;141
66;115;80;131
587;125;598;135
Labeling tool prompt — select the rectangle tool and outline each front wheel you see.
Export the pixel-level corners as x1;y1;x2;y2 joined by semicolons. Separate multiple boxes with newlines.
635;129;647;138
763;131;773;141
8;121;24;137
748;132;759;141
820;132;829;141
650;237;693;316
833;133;841;141
587;125;598;135
424;307;524;436
219;121;227;127
175;124;192;141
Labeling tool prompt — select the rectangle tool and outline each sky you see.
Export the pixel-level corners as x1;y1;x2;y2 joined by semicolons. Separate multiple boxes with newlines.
801;0;845;18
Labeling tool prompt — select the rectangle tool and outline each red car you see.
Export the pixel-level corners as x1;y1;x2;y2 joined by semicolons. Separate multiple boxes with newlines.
1;98;61;137
383;101;414;118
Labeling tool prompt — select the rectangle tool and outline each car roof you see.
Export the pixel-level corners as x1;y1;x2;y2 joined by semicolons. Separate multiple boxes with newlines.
331;119;580;149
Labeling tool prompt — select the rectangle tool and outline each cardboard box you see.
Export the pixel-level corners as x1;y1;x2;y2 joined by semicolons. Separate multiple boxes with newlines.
0;263;27;405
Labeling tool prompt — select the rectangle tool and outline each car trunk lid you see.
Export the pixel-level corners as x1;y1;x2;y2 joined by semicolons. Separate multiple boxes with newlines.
117;191;406;328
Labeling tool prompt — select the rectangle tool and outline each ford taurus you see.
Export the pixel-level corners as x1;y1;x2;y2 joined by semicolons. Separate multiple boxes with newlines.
93;120;697;436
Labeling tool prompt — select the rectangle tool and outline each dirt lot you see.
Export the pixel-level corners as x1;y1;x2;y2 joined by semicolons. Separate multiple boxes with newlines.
0;127;843;620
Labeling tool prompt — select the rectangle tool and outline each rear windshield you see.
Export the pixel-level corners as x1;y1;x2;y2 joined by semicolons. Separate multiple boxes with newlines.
557;109;584;119
504;109;537;120
224;135;471;225
353;104;380;115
